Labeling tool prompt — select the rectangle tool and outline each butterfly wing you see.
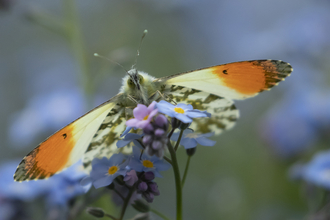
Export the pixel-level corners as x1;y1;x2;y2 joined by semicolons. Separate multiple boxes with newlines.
156;60;292;100
82;101;132;171
14;94;123;182
160;84;239;134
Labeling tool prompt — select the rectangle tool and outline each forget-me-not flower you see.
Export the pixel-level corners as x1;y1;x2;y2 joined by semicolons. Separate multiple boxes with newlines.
156;100;210;123
117;133;143;149
126;102;158;129
171;129;216;149
81;154;129;189
129;146;171;178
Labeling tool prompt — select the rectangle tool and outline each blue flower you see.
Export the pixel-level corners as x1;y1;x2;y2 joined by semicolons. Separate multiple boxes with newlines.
129;146;171;177
82;154;129;189
156;100;210;123
171;129;216;149
117;133;143;149
291;150;330;190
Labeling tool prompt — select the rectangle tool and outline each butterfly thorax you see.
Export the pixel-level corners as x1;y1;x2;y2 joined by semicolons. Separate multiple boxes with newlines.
119;69;161;105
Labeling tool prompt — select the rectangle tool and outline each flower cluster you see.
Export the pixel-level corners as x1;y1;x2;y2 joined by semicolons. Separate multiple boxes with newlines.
136;172;160;203
142;114;169;157
80;100;215;218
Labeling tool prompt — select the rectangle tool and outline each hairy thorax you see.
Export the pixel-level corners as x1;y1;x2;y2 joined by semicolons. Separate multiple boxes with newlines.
119;70;162;105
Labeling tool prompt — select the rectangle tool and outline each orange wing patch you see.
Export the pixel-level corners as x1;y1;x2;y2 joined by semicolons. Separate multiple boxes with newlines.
14;124;76;181
158;59;292;100
211;60;292;95
14;98;117;182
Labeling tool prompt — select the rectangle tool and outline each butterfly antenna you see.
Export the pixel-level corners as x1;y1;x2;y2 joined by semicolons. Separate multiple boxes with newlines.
131;29;148;69
94;53;129;74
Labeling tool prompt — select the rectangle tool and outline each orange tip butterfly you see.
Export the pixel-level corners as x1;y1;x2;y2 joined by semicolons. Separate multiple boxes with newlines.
14;32;292;182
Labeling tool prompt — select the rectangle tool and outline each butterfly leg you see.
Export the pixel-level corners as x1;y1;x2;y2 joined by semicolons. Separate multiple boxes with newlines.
127;95;139;104
149;90;176;104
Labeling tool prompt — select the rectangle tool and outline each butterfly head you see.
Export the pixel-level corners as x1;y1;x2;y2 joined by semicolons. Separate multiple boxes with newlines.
120;69;156;105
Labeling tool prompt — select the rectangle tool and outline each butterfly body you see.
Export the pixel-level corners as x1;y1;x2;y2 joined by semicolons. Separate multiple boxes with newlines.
119;70;159;105
14;59;292;182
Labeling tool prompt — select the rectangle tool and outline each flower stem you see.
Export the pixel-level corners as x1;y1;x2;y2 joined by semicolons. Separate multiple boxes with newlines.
168;127;176;139
113;188;125;201
118;187;135;220
163;156;173;165
167;141;182;220
105;213;119;220
150;208;172;220
174;129;184;152
181;156;191;188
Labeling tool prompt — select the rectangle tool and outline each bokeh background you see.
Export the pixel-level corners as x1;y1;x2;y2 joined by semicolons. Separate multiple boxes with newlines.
1;0;330;219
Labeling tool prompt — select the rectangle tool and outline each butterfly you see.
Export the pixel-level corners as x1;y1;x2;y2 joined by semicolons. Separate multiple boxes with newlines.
14;59;292;182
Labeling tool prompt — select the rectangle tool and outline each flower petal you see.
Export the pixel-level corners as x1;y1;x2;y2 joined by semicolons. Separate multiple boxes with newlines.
153;161;171;171
177;103;193;110
126;118;140;127
195;136;216;146
147;101;157;112
121;126;133;137
124;133;143;140
185;110;209;118
180;138;197;149
116;139;131;148
137;120;151;129
199;132;215;138
157;107;176;117
133;104;148;120
174;114;193;123
108;154;127;165
133;140;144;149
93;176;114;189
148;109;159;119
129;159;144;172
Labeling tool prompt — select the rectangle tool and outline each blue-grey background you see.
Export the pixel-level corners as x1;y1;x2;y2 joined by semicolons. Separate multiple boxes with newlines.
1;0;330;219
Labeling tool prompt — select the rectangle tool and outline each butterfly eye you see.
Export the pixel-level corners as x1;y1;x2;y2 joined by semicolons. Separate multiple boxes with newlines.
128;78;135;88
138;75;144;84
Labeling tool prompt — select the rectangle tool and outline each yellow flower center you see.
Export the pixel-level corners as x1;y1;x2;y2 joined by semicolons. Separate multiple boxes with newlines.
108;166;118;175
174;107;185;114
142;160;154;168
143;115;149;120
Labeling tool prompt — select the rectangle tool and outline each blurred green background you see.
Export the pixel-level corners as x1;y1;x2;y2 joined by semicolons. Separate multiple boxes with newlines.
1;0;330;219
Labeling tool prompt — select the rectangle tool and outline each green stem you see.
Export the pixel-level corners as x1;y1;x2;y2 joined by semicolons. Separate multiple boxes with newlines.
167;141;182;220
174;129;184;152
63;0;93;107
168;127;176;139
163;156;173;165
104;213;118;220
113;188;125;201
119;187;135;220
181;156;191;188
150;208;172;220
